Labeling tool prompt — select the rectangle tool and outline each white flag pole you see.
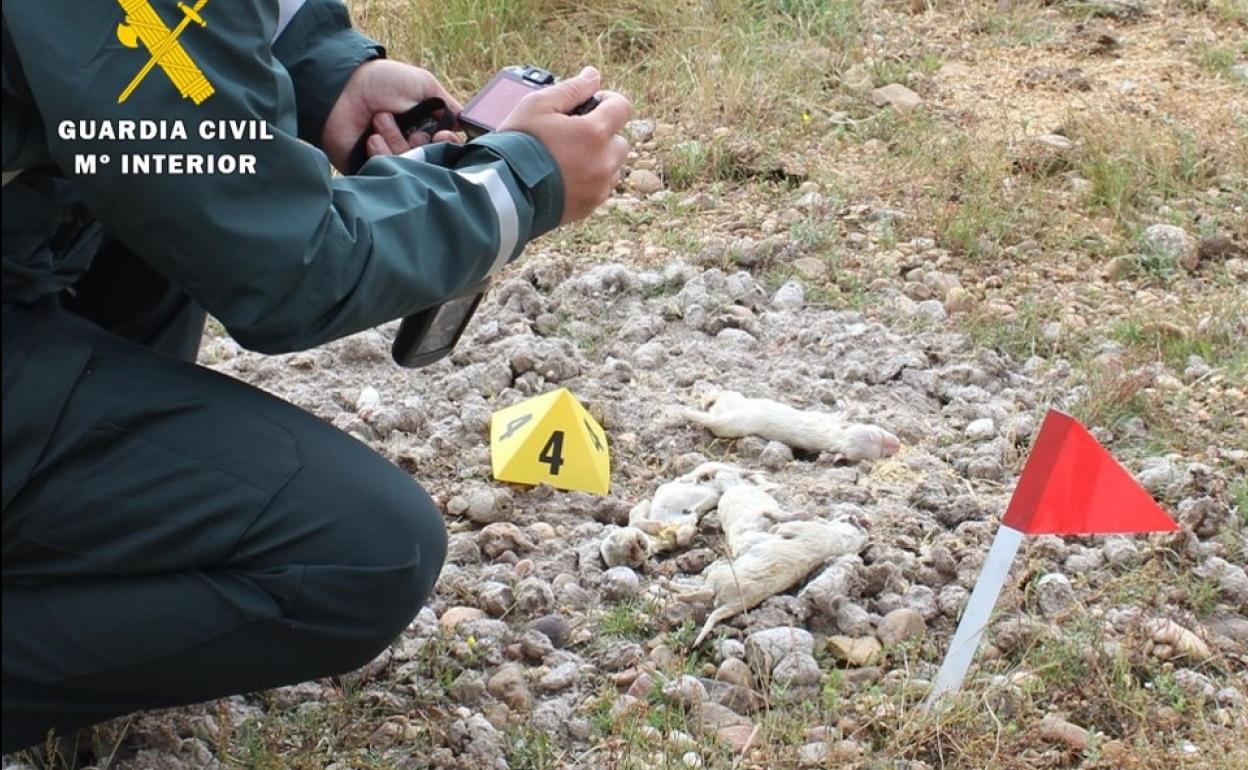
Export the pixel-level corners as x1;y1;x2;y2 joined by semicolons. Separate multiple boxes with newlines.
926;524;1025;708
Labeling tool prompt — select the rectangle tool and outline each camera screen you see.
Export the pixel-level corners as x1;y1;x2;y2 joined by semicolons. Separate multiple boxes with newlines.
416;292;481;353
463;77;534;131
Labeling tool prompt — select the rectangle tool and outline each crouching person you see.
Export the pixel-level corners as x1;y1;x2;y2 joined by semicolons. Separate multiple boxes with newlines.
1;0;629;754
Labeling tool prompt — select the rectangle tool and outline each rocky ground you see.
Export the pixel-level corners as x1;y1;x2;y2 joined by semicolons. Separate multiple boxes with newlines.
7;1;1245;769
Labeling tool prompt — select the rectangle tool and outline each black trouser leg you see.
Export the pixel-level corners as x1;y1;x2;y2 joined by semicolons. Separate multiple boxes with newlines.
1;303;447;754
58;236;207;362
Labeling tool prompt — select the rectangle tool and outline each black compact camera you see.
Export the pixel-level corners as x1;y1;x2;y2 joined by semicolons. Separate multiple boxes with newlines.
350;66;598;368
459;65;599;137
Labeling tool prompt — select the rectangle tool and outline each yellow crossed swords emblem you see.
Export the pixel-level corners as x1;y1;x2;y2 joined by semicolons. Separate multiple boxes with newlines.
115;0;215;104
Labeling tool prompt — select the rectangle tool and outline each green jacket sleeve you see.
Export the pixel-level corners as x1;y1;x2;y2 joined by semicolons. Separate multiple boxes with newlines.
270;0;383;146
4;0;563;353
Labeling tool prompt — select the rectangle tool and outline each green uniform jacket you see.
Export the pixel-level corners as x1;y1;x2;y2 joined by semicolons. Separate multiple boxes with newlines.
1;0;564;352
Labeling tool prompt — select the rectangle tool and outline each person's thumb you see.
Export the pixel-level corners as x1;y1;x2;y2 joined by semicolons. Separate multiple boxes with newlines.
537;66;601;113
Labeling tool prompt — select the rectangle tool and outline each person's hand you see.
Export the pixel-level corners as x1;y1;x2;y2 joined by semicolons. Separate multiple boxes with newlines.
498;67;631;225
322;60;464;173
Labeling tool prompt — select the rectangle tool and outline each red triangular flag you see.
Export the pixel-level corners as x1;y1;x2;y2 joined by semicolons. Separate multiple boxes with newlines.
1002;410;1179;535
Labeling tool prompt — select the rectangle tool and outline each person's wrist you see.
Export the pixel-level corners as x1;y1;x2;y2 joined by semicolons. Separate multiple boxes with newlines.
471;132;565;239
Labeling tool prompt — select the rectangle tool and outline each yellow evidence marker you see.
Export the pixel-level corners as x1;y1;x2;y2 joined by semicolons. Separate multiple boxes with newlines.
490;388;610;495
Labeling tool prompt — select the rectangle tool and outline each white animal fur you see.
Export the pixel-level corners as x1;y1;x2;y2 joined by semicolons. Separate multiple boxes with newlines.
600;526;652;569
628;463;770;552
684;391;901;462
660;464;867;646
689;520;866;646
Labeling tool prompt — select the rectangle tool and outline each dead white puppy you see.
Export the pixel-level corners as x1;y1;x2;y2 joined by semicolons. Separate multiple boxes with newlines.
684;391;900;461
684;519;866;646
628;462;768;552
715;483;798;559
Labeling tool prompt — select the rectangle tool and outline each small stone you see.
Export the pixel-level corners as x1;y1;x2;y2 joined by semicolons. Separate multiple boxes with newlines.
1104;255;1136;280
1103;537;1139;565
487;664;532;711
716;724;757;754
600;641;645;672
877;608;926;645
1197;234;1244;263
716;658;753;689
826;635;882;666
609;694;642;721
1036;573;1075;617
1038;715;1089;751
772;652;821;688
662;675;708;709
700;702;752;734
447;485;510;525
965;418;995;440
871;83;923;113
478;582;514;616
944;286;975;313
626;169;663;196
799;741;830;767
529;615;571;648
835;602;873;636
759;440;794;470
449;671;487;704
1141;224;1197;270
745;627;814;672
515;577;554;615
772;280;806;311
627;672;655;698
539;662;578;693
915;299;946;321
791;256;829;280
519;630;555;662
479;522;533;559
625;119;656;143
440;606;485;634
602;566;641;601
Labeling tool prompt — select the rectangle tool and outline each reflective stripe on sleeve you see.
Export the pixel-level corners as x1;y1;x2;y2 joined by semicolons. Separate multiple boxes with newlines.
397;146;520;274
456;167;520;274
399;146;427;163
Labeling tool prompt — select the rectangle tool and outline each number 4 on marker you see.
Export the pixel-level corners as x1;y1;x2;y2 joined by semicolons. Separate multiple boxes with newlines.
539;431;565;475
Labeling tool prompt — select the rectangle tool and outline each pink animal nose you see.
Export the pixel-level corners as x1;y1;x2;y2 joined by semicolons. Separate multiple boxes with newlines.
881;432;901;456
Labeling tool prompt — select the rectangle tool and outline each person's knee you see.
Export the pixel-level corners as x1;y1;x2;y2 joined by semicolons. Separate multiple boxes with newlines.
328;475;447;668
368;480;448;634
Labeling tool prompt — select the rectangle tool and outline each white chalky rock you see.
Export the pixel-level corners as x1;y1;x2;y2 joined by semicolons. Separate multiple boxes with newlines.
771;279;806;311
799;555;864;617
745;626;815;672
1037;573;1075;617
355;386;381;419
602;566;641;600
684;391;900;461
965;418;996;440
1141;224;1197;267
